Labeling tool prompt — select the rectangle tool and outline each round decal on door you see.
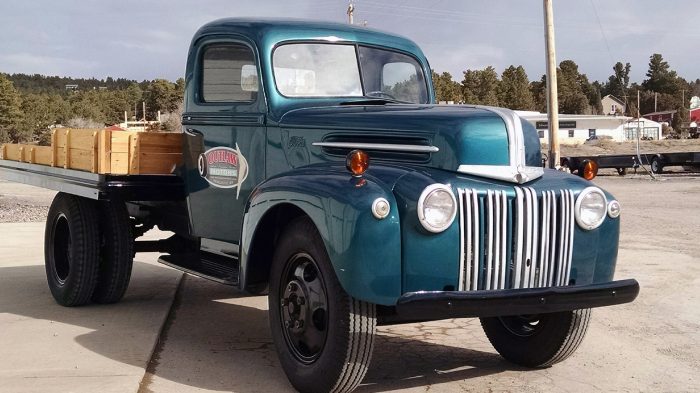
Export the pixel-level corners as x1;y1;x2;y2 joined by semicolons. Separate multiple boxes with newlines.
198;144;249;198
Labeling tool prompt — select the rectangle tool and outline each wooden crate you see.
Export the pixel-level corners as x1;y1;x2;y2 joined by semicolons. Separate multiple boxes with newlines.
0;144;53;165
101;131;183;175
1;129;182;175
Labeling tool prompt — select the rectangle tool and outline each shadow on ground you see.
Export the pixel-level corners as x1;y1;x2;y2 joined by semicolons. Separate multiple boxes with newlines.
1;263;520;392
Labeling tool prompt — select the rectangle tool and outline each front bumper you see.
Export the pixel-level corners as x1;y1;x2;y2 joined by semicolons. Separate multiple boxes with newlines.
395;279;639;321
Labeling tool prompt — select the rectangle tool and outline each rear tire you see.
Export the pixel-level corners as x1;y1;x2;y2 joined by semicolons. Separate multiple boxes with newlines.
616;167;627;176
92;200;134;304
480;309;591;367
651;157;663;174
44;193;100;307
269;217;376;393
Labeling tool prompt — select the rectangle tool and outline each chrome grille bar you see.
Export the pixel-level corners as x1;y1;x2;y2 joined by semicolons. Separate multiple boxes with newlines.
458;186;575;292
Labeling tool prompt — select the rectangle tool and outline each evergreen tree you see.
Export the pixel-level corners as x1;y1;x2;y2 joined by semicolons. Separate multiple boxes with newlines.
0;75;25;143
431;70;461;103
642;54;679;94
557;60;590;114
461;66;499;106
498;65;534;110
603;62;631;100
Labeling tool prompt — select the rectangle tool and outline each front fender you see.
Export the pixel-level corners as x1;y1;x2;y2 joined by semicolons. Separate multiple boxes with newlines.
241;166;403;305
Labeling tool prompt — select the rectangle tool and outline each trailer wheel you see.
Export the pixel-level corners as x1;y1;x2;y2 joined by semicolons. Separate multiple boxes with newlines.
480;309;591;367
92;200;134;304
44;193;100;307
616;167;627;176
650;157;663;174
269;217;376;393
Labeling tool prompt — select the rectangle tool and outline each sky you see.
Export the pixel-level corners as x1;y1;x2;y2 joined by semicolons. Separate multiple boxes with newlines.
1;0;698;85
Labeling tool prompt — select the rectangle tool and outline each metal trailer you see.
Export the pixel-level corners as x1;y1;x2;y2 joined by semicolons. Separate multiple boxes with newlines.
562;151;700;175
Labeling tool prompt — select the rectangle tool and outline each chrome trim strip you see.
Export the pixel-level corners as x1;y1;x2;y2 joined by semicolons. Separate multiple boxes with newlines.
458;189;466;291
312;142;439;153
456;165;543;185
499;191;507;289
557;190;567;285
513;187;524;289
471;189;479;290
565;190;575;285
485;191;494;290
529;188;539;288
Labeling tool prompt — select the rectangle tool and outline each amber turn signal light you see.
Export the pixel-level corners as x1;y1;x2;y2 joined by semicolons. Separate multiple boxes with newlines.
346;150;370;176
581;159;598;180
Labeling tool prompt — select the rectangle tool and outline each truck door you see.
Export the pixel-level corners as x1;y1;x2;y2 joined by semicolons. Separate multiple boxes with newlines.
181;39;266;245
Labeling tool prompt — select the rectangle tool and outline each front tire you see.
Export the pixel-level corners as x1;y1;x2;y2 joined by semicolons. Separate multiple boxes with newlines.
269;217;376;393
44;193;100;306
480;309;591;367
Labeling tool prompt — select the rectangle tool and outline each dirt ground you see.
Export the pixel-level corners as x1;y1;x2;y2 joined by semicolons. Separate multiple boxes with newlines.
543;138;700;157
1;174;699;392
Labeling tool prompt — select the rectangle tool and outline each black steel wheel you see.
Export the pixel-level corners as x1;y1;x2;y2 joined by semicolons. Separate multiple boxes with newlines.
269;217;376;393
92;199;134;304
616;167;627;176
651;157;663;174
44;193;100;306
279;252;329;363
480;309;591;367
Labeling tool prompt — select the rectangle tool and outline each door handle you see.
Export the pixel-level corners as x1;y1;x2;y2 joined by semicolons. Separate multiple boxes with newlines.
184;128;203;137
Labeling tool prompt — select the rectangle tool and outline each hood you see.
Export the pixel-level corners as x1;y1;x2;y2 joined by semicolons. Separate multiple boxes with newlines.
278;104;543;184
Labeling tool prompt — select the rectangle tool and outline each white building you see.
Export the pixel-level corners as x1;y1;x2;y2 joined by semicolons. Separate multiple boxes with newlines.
623;118;663;140
516;112;632;145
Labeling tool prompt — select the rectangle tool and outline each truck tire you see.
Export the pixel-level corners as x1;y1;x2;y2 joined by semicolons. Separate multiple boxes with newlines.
92;200;134;304
650;157;663;174
44;193;100;307
616;167;627;176
269;217;376;393
480;309;591;367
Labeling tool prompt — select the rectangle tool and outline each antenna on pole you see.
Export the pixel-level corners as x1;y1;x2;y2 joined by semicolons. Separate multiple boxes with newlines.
347;1;355;24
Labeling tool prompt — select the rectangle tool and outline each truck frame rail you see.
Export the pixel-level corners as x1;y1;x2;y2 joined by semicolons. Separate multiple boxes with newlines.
0;159;185;201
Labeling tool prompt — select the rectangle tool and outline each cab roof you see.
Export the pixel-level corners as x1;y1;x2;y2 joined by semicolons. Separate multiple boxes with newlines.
192;17;426;58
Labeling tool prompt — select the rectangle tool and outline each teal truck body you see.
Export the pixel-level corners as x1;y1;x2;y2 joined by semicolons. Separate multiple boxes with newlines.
0;18;638;393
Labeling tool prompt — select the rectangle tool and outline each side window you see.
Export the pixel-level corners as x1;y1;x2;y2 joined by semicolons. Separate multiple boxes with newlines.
201;43;258;103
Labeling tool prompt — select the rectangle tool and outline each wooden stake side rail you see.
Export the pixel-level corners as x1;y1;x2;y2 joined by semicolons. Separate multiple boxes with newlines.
0;129;182;175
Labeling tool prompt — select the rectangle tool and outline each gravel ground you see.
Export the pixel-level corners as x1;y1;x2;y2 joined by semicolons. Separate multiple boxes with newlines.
0;180;55;223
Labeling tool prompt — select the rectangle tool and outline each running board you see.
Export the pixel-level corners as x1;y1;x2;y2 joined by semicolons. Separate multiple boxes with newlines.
158;251;239;286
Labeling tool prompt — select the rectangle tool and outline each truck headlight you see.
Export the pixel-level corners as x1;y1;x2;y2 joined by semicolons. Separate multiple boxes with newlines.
575;187;607;230
417;184;457;233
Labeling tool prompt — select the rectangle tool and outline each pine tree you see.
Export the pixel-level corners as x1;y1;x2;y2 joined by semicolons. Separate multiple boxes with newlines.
498;65;534;110
0;75;25;143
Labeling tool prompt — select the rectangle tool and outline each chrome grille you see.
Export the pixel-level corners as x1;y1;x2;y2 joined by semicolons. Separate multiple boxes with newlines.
457;187;575;291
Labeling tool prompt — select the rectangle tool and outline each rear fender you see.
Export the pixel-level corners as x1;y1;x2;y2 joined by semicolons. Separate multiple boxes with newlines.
240;167;402;305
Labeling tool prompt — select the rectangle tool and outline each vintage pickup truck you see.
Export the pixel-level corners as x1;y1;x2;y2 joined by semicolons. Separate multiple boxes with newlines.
0;18;638;393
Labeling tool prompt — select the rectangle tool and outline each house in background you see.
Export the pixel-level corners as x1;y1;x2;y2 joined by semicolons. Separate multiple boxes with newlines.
643;110;676;125
601;94;626;115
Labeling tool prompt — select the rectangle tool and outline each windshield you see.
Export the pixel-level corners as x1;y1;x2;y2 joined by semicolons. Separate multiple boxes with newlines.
273;43;429;104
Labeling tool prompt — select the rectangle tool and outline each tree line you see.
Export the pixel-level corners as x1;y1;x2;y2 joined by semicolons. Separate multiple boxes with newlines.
432;53;700;131
0;73;184;144
1;52;699;145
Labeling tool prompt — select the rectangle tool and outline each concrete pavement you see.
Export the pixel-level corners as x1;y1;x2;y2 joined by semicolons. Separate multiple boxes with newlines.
0;222;182;393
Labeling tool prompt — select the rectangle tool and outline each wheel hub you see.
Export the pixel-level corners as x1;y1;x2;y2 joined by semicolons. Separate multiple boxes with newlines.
278;255;329;364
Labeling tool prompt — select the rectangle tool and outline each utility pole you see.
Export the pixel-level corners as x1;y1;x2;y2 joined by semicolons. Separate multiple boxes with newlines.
347;1;354;25
543;0;560;169
654;92;657;112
